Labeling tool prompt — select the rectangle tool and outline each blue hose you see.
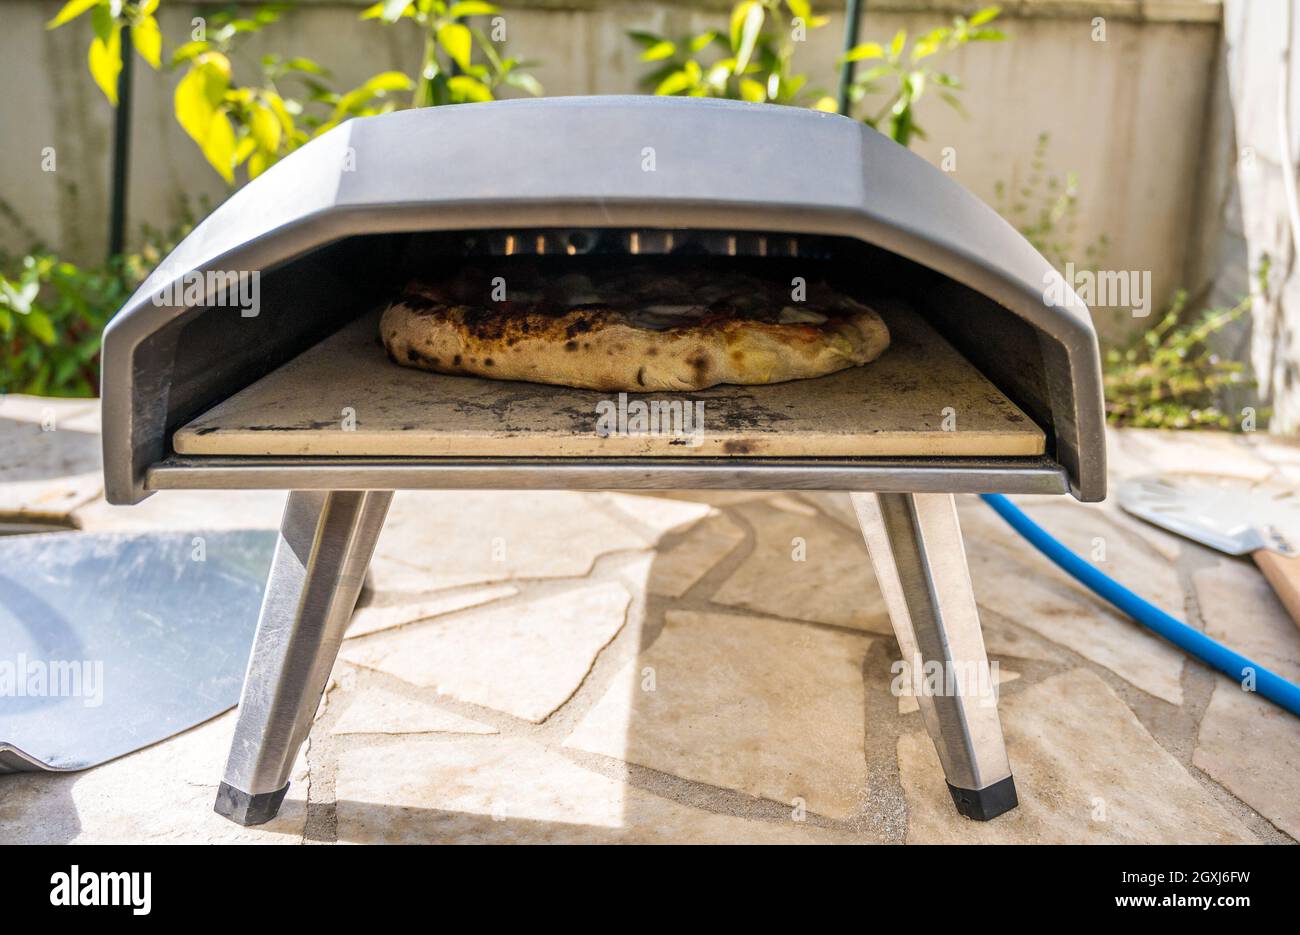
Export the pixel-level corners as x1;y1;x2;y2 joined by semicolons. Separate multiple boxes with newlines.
980;493;1300;718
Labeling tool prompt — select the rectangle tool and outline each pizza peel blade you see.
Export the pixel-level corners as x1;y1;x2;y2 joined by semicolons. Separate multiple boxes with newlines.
1117;473;1300;628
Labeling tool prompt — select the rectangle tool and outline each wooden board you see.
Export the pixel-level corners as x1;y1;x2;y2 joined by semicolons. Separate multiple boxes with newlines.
174;301;1044;458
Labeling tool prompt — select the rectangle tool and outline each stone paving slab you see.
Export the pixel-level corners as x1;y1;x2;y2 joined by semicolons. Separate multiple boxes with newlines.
71;489;287;532
564;610;874;820
1192;557;1300;839
710;502;892;634
1106;428;1278;482
330;685;499;737
334;736;861;844
367;490;709;593
348;584;518;639
1194;558;1300;680
1193;684;1300;841
958;499;1187;704
0;415;102;525
899;670;1256;844
647;511;744;598
341;580;632;723
0;713;307;844
0;394;99;427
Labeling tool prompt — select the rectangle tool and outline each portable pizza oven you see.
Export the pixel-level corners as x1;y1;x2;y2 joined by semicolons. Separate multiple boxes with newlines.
101;97;1105;827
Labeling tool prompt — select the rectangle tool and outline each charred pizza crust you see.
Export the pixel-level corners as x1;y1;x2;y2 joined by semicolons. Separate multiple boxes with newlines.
380;272;890;392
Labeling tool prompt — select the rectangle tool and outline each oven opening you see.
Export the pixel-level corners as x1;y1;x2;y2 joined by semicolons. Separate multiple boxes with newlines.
164;227;1057;463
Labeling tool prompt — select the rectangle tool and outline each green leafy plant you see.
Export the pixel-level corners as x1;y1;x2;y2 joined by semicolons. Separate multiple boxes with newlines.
1103;289;1261;430
841;5;1004;146
171;6;412;183
997;134;1250;431
46;2;414;185
362;0;541;107
629;0;835;108
46;0;163;103
995;132;1108;273
0;204;198;396
1;254;131;396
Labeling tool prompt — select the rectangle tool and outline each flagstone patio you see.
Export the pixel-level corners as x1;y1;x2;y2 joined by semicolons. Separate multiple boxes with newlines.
1;394;1297;844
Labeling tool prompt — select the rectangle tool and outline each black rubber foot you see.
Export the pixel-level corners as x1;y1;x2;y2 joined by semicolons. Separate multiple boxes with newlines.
947;775;1018;821
214;781;290;826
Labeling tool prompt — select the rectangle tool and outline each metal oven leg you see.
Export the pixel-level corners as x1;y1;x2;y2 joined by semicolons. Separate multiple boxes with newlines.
850;492;1018;820
214;490;393;825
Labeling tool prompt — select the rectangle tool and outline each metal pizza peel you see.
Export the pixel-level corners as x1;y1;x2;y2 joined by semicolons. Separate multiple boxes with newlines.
1118;474;1300;629
0;529;274;772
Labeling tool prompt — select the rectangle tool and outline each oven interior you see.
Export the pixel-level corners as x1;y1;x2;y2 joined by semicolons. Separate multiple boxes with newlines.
151;228;1060;463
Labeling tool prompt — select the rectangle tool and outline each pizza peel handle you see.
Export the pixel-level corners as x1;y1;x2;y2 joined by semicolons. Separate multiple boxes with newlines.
1117;474;1300;631
1253;551;1300;627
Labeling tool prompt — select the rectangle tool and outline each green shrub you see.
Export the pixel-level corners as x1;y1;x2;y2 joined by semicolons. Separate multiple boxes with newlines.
0;207;196;397
840;5;1004;146
0;255;132;397
629;0;835;109
1103;289;1261;431
630;2;1005;148
994;132;1108;273
48;0;540;186
993;135;1256;431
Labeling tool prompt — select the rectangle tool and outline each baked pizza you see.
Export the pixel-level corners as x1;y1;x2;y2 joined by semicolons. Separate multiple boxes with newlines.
380;260;889;392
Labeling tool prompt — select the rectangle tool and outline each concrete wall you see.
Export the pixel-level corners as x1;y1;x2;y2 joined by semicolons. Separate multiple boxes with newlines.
0;0;1222;342
1197;0;1300;433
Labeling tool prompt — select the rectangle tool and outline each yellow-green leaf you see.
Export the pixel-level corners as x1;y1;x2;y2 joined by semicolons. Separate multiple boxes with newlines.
912;38;939;61
263;90;295;134
363;71;415;93
688;30;717;53
131;14;162;68
234;135;257;166
25;310;57;345
171;40;209;65
504;70;542;96
173;55;235;183
380;0;412;22
437;22;473;71
810;95;838;113
448;1;497;15
249;101;282;154
705;62;731;91
247;148;270;180
843;41;883;62
738;78;766;102
969;6;1000;27
654;69;694;96
91;4;113;42
641;40;675;62
173;59;228;144
889;29;906;60
46;0;100;29
88;24;123;105
729;0;753;49
730;1;764;74
201;110;237;184
447;74;492;102
201;52;232;82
